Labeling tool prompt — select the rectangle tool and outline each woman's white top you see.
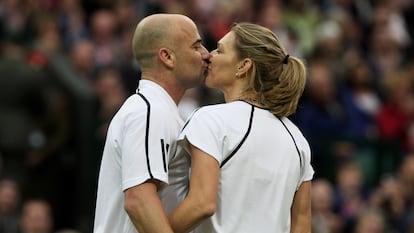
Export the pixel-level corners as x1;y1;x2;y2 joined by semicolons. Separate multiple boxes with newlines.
178;101;314;233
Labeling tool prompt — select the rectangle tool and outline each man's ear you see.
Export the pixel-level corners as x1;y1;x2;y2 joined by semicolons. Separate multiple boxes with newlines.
158;48;175;69
236;58;252;76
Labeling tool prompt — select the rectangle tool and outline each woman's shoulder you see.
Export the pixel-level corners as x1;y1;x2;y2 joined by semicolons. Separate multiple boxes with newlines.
194;101;247;117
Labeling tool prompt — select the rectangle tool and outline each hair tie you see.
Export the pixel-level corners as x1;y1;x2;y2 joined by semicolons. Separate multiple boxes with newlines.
283;54;290;64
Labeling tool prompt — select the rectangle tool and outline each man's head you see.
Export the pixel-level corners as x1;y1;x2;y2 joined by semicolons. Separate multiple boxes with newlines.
132;14;210;89
0;179;20;215
20;199;53;233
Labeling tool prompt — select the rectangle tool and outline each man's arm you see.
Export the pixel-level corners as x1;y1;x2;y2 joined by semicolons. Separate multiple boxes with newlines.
290;180;312;233
169;145;220;233
124;180;174;233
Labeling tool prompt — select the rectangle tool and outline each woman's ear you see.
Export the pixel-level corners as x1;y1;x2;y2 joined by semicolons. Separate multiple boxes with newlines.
158;48;175;69
237;58;252;76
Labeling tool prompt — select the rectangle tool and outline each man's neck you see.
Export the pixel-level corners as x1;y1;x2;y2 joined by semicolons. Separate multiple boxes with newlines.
141;76;185;105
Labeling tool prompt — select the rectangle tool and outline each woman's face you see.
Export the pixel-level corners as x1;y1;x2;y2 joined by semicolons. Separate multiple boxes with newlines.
206;31;240;91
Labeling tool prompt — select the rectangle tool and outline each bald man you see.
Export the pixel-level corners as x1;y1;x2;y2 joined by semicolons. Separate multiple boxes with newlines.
93;14;210;233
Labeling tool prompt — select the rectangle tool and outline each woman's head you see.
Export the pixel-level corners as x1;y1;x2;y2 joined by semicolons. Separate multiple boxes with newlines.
208;23;307;117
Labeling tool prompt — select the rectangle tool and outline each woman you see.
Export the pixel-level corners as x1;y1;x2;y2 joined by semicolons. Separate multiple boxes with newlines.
169;23;314;233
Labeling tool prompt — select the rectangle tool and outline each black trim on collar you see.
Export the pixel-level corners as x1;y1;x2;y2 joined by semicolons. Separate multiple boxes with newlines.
220;105;255;168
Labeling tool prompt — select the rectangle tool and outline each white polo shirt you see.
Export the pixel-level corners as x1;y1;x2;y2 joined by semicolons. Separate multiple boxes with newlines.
93;80;187;233
178;100;314;233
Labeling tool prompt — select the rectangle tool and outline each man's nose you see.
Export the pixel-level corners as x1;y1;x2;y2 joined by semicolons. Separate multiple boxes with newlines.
201;46;211;59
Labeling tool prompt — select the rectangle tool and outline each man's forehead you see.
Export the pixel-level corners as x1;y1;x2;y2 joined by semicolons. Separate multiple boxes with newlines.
177;25;201;43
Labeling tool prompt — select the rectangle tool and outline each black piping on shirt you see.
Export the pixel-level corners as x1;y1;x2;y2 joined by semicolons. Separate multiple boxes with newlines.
220;105;255;168
137;93;154;179
160;139;167;173
277;116;304;177
180;108;201;133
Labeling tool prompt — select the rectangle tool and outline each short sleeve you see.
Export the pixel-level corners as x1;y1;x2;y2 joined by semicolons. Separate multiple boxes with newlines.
177;108;225;163
121;111;169;191
299;138;314;183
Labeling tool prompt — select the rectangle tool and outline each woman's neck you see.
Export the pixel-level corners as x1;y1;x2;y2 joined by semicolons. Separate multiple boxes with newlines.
225;92;266;108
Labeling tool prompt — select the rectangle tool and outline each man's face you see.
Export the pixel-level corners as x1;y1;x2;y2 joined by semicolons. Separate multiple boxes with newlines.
173;20;210;88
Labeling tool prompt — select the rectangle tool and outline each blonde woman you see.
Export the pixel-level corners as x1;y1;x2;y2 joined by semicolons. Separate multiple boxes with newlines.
169;23;314;233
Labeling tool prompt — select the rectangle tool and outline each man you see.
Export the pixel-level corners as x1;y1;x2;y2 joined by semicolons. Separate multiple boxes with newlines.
93;14;210;233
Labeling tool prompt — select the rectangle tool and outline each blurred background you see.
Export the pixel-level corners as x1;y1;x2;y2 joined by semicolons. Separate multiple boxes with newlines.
0;0;413;232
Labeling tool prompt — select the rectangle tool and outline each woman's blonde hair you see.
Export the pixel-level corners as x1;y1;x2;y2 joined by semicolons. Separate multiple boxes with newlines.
232;23;307;117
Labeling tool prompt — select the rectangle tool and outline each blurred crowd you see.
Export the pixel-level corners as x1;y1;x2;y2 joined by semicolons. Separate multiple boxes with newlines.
0;0;413;232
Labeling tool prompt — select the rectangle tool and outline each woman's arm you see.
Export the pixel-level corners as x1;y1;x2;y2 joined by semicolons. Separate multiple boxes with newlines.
290;180;312;233
169;144;220;233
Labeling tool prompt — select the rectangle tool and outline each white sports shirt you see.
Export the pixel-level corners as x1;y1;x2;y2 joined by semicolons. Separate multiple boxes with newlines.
93;80;189;233
178;100;314;233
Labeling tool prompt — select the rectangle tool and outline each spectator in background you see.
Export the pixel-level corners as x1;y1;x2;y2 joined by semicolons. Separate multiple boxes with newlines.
92;66;127;142
334;8;365;52
398;154;414;205
367;12;405;82
312;179;344;233
88;6;139;95
116;23;141;96
31;12;62;54
0;0;31;47
343;61;381;139
69;39;95;82
283;0;320;57
313;18;347;82
376;70;414;152
295;61;347;137
295;59;377;140
89;9;121;68
57;0;89;50
255;0;302;58
113;0;137;33
0;178;20;233
19;199;54;233
294;60;372;177
373;1;411;50
353;208;387;233
369;174;411;233
204;1;236;47
334;161;369;232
